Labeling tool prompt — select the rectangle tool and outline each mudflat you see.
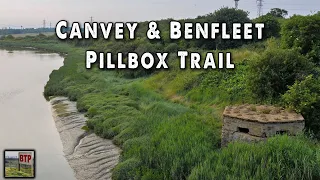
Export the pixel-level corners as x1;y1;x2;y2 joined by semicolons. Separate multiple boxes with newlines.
50;97;121;180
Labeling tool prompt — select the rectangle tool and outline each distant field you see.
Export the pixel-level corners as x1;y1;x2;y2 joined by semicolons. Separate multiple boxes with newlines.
11;32;55;38
5;158;19;167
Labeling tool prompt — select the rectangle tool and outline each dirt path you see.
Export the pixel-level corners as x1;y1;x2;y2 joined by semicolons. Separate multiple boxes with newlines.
50;97;121;180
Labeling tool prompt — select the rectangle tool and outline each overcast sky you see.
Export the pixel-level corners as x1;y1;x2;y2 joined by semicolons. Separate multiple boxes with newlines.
5;151;34;158
0;0;319;28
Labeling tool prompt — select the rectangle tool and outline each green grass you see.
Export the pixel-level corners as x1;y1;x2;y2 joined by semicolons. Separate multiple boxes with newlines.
5;167;33;177
189;135;320;180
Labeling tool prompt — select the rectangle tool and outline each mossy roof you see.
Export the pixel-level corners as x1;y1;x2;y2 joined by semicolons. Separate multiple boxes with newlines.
223;104;304;123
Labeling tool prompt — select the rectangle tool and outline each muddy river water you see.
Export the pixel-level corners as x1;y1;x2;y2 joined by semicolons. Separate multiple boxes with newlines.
0;49;75;179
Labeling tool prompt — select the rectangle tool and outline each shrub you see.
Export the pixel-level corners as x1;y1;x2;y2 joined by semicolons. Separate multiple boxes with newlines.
282;75;320;138
248;48;313;101
5;35;14;40
266;8;288;18
196;7;252;50
254;14;281;38
281;14;320;64
195;60;252;104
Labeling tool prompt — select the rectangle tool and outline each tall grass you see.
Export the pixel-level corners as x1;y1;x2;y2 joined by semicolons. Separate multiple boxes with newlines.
189;135;320;180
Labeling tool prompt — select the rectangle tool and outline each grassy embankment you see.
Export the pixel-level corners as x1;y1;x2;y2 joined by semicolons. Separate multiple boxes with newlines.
1;36;320;180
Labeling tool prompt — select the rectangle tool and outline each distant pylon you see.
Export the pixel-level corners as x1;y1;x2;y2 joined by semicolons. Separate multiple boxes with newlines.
43;20;46;29
235;0;239;9
257;0;263;17
90;16;93;23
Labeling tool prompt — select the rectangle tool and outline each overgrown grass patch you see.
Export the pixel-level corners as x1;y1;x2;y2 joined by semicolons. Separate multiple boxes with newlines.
189;135;320;180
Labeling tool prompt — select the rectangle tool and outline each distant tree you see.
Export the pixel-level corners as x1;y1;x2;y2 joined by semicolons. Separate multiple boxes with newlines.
202;7;251;49
254;14;281;38
266;8;288;18
281;14;320;64
205;7;250;25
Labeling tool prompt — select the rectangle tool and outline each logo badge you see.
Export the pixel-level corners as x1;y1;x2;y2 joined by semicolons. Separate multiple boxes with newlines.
4;150;35;178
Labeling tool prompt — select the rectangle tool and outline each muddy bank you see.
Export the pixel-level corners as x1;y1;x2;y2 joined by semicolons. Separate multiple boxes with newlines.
50;97;121;180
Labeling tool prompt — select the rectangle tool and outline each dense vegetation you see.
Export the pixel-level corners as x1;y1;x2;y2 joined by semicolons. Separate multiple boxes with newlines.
1;7;320;179
189;135;320;180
